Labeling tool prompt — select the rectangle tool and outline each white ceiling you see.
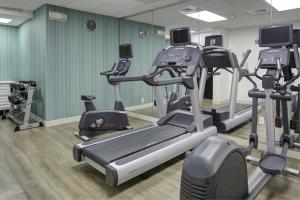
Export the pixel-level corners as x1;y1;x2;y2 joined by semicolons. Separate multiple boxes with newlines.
0;0;182;18
0;0;299;29
128;0;300;31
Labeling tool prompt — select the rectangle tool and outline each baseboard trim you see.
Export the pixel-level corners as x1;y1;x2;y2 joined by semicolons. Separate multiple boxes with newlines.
127;111;157;123
126;103;153;111
44;116;81;127
39;103;154;127
211;99;253;105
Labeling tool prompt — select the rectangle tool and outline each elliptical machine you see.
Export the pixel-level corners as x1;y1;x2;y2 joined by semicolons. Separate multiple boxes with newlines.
275;29;300;148
180;24;300;200
76;44;133;141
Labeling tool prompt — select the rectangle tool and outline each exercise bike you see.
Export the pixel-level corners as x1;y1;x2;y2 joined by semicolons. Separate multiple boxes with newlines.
76;44;133;141
180;24;300;200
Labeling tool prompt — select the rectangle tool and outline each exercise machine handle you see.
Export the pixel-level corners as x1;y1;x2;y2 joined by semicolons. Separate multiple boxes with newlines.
109;75;145;83
100;63;116;76
293;44;300;70
240;49;251;67
146;77;194;89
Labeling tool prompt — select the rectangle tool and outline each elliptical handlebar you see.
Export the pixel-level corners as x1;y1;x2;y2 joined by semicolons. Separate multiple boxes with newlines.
240;49;251;67
293;44;300;70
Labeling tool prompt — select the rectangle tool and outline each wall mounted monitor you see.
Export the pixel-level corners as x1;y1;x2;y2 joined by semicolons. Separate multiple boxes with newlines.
259;24;293;47
205;35;223;47
170;27;191;46
119;44;133;59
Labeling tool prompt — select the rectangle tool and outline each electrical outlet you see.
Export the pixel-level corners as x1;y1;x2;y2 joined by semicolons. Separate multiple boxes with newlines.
141;97;144;104
259;116;265;125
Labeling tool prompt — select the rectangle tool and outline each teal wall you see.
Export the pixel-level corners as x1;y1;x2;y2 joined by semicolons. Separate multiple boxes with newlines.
0;25;18;80
18;5;48;119
0;4;166;121
119;20;166;107
46;5;120;120
45;5;166;121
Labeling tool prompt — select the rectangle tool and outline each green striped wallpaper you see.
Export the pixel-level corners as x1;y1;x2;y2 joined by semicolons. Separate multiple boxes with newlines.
46;5;120;120
119;20;166;108
18;5;47;119
0;4;166;121
45;5;166;121
0;25;18;81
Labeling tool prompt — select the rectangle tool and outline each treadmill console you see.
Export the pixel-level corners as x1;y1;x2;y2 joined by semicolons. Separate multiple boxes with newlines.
258;25;293;69
115;44;133;75
152;27;202;76
115;60;131;75
259;49;290;68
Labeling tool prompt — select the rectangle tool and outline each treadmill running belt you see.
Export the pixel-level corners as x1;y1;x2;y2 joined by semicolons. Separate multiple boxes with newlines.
83;125;186;166
213;103;251;113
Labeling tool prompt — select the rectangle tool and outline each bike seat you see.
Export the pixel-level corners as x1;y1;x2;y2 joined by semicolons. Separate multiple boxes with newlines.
81;95;96;101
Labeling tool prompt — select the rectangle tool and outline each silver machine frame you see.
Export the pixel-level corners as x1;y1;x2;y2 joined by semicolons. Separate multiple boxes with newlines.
6;83;41;131
199;48;255;132
79;71;217;186
75;44;217;187
246;49;300;198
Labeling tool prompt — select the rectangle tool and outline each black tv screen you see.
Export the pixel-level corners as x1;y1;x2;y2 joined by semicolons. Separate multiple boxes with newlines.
293;29;300;46
170;27;191;46
119;44;133;59
259;24;293;47
205;35;223;47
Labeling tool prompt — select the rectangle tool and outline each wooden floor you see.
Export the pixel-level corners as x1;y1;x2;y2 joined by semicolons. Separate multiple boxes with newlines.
0;115;299;200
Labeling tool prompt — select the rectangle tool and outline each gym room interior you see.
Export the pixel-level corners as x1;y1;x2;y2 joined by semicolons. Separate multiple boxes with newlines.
0;0;299;199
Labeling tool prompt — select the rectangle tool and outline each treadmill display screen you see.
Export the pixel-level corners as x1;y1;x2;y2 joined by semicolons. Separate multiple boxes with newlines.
119;44;133;59
259;24;293;47
170;27;191;46
205;35;223;47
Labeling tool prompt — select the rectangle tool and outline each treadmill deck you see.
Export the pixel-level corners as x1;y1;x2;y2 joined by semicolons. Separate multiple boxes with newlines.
82;125;186;166
203;103;251;122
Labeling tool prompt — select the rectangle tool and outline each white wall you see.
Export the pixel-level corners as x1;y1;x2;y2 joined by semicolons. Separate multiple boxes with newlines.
228;26;261;102
191;31;213;46
191;22;300;104
228;22;300;103
192;29;233;103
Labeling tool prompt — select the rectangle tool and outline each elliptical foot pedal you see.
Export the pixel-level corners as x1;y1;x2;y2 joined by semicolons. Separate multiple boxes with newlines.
259;153;287;175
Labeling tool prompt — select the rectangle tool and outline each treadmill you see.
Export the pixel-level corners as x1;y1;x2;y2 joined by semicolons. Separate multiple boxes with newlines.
73;27;217;187
200;46;254;132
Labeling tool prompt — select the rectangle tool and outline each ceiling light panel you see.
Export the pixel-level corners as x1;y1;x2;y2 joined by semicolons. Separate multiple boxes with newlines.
265;0;300;11
186;10;227;22
0;17;12;23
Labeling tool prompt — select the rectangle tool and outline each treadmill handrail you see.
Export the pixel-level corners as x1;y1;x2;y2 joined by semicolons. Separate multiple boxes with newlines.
109;75;146;83
143;66;194;89
203;46;228;52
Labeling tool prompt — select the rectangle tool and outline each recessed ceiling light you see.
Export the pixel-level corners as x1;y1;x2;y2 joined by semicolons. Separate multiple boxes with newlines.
190;30;196;33
185;10;227;22
265;0;300;11
0;18;12;23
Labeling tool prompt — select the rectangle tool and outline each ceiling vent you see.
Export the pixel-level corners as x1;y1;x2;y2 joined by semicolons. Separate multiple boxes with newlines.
246;8;270;16
48;11;67;22
180;5;197;15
